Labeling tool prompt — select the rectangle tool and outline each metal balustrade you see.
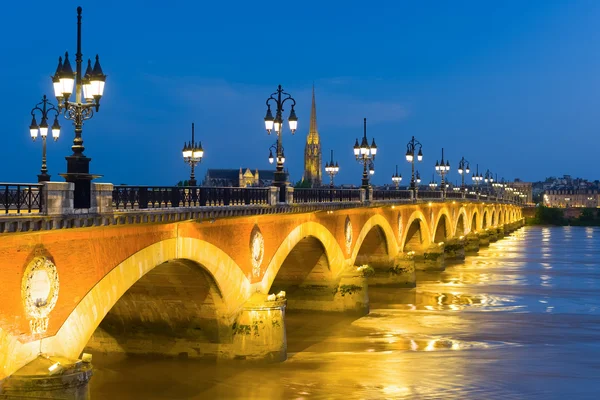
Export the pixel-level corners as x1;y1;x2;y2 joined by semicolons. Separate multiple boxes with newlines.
112;186;270;209
372;189;412;201
420;190;443;199
294;188;361;203
1;183;44;214
0;183;523;219
445;191;464;199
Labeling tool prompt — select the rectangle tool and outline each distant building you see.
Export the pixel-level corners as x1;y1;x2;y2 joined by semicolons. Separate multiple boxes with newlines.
510;179;533;204
302;85;322;187
544;189;600;208
203;168;288;187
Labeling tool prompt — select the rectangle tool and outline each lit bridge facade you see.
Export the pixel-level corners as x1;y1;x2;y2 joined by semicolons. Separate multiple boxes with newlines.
0;182;523;395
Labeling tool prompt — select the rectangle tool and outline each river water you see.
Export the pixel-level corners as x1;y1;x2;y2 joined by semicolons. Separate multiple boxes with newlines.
90;226;600;399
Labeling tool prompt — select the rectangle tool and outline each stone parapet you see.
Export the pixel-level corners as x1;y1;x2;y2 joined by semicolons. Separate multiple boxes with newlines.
42;182;74;216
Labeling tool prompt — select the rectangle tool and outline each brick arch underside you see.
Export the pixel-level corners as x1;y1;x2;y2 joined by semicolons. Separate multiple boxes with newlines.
354;225;390;268
85;258;230;358
1;238;250;378
270;236;332;291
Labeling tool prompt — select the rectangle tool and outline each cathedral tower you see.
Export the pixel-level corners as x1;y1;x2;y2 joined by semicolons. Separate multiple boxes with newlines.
303;85;322;186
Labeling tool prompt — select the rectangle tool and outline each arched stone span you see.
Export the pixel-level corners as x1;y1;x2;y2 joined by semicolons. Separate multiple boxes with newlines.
4;238;250;372
456;207;469;236
471;211;479;232
260;221;346;294
85;258;229;357
355;225;390;267
432;208;453;243
401;210;432;251
270;236;332;290
491;210;496;227
433;214;451;243
482;211;489;229
351;214;399;266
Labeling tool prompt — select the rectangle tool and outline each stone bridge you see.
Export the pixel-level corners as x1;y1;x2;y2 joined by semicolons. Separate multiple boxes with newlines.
0;194;523;390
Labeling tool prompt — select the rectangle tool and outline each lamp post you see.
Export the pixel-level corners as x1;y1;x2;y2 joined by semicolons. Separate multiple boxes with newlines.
472;164;483;195
457;157;470;195
484;169;494;195
428;174;438;190
434;148;450;198
324;150;339;188
353;118;377;194
182;123;204;186
263;85;297;193
29;95;61;182
392;165;402;189
50;6;106;208
405;136;423;198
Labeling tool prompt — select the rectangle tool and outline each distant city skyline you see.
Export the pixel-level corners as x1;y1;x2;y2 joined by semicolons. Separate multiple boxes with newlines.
2;0;600;186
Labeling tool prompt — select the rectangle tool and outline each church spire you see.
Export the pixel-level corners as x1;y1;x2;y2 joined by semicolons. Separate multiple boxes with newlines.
309;84;318;136
303;84;322;186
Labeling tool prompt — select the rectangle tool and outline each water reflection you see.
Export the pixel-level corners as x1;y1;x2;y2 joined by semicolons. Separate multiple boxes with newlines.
90;227;600;399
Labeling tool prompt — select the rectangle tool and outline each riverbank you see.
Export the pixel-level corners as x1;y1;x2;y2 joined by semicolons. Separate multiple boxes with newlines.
525;205;600;226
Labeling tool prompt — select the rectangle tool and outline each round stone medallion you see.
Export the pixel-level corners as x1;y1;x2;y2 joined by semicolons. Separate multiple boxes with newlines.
344;216;353;255
22;256;59;334
250;226;265;277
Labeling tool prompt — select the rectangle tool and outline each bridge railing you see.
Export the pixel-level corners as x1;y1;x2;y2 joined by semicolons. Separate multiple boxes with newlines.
419;190;443;200
112;186;271;209
372;189;412;201
445;191;464;199
293;188;361;203
1;183;44;215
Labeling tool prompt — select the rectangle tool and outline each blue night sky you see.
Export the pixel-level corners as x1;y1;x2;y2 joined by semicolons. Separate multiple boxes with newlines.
2;0;600;186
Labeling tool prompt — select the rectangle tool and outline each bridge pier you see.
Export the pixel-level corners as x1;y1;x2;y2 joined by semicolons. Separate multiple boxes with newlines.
478;230;490;247
444;238;466;262
360;254;416;288
488;228;499;243
496;226;505;239
0;355;92;400
232;294;287;362
281;269;369;315
415;244;446;271
465;232;480;253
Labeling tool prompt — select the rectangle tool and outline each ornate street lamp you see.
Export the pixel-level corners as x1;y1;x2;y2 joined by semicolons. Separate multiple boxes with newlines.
457;156;470;194
405;136;423;198
434;148;450;197
353;118;377;194
324;150;340;188
392;165;402;189
50;6;106;208
484;169;494;194
29;95;61;182
472;164;483;194
182;123;204;186
263;85;297;191
428;174;438;190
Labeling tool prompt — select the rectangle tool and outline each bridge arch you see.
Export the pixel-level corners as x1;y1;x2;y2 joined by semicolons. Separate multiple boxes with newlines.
32;238;250;364
401;210;432;251
351;214;399;265
471;211;479;232
482;210;489;229
261;221;346;293
432;208;453;243
455;207;469;236
491;210;496;227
